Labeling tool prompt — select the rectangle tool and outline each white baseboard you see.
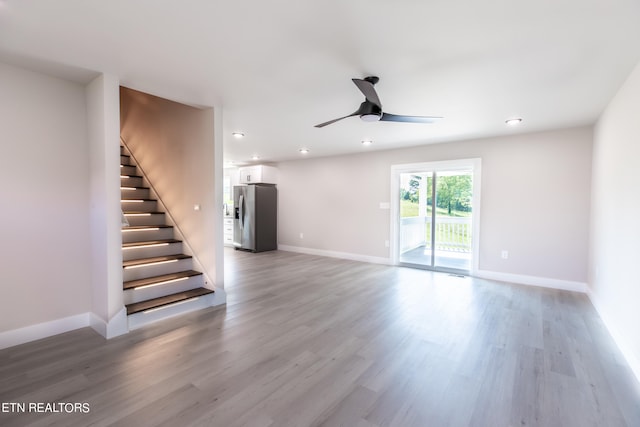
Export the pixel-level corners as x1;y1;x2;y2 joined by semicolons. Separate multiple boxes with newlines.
0;313;90;350
587;288;640;385
278;244;391;265
90;307;128;339
278;246;586;294
0;292;226;350
475;269;588;293
209;287;227;307
0;307;131;350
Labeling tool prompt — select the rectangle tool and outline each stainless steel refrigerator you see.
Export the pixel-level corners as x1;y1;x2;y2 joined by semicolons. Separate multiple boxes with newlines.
233;184;277;252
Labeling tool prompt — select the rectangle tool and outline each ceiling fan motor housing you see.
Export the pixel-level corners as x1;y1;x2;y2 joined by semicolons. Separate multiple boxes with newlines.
359;100;382;121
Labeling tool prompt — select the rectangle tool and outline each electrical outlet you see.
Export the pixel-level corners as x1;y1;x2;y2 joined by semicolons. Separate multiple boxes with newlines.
385;240;390;248
299;232;304;239
501;250;509;259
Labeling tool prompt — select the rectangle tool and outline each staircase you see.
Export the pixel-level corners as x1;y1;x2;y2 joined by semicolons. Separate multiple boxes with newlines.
120;145;215;329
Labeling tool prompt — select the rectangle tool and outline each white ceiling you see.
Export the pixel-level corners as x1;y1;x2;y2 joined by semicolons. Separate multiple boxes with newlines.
2;0;640;164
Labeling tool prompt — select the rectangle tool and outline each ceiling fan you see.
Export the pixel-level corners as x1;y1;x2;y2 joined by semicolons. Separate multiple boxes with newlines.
314;76;442;128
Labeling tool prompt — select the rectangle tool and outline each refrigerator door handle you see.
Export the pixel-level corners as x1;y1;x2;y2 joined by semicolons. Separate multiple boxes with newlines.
238;194;244;230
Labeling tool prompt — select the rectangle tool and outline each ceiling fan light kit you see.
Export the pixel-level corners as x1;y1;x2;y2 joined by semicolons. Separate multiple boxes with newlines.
361;113;381;122
315;76;442;128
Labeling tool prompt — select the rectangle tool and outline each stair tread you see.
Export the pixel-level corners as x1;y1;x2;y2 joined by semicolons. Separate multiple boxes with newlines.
121;195;151;200
120;186;149;190
122;211;165;215
122;239;182;248
123;270;203;290
121;174;143;178
121;198;156;202
123;254;192;268
126;287;214;315
122;225;172;230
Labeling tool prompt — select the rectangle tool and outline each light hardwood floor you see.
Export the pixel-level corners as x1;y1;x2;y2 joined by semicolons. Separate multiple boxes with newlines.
1;248;639;426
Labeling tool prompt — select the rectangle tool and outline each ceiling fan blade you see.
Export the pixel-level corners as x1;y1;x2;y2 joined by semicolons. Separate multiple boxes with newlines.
314;111;360;128
352;78;382;108
380;113;443;124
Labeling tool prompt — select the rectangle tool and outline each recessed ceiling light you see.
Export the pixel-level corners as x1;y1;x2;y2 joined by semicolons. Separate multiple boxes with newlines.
251;155;260;160
505;118;523;126
361;140;373;146
299;148;309;154
232;132;245;138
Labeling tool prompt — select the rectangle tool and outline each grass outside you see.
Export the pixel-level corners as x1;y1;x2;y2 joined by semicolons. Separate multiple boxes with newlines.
400;200;471;218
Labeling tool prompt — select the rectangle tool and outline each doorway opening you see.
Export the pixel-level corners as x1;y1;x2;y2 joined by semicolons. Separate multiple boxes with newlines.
391;159;481;274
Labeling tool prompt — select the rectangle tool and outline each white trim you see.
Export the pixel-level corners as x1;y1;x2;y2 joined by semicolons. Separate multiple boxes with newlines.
0;313;90;350
474;269;588;293
278;245;392;265
587;288;640;385
390;158;482;273
90;306;128;339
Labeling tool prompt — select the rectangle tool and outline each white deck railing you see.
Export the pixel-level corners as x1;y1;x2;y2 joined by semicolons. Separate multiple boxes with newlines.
400;216;472;253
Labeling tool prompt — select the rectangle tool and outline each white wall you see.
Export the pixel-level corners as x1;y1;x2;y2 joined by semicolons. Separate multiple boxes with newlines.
277;126;593;284
120;87;220;288
590;62;640;380
0;62;91;332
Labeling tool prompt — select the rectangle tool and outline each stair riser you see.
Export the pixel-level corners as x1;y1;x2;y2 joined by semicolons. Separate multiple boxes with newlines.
127;291;218;330
123;258;193;282
123;275;204;305
121;188;150;199
123;214;166;226
121;227;173;243
121;200;157;212
120;155;131;165
121;176;143;187
120;165;137;176
122;242;183;261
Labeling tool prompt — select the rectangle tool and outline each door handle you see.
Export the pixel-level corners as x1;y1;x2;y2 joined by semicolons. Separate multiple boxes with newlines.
238;194;244;229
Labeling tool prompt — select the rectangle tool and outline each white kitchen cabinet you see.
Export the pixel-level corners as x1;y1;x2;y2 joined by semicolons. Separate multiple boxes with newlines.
238;165;277;184
223;217;234;246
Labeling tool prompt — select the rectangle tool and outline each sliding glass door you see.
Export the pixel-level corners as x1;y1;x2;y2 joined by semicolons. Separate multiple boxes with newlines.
395;160;479;274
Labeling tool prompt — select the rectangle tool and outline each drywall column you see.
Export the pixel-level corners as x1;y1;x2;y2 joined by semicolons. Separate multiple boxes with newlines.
86;74;127;338
213;105;225;288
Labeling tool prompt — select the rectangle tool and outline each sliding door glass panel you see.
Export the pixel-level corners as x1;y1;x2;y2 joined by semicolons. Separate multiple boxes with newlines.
399;172;433;267
433;170;473;271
